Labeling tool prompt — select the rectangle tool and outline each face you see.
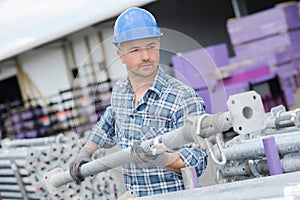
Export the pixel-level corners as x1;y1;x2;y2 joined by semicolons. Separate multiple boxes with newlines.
117;38;160;79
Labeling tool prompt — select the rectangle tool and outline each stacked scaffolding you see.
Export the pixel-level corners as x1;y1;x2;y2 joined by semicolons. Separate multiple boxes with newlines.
0;133;123;200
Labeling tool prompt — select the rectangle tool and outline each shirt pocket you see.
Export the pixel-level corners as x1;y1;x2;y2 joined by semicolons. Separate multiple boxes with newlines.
139;114;173;142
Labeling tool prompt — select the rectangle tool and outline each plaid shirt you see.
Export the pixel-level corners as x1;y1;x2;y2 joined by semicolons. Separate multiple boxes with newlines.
88;67;207;197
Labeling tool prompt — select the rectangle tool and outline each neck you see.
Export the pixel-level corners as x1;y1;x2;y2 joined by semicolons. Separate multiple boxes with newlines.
129;68;158;92
129;68;158;106
130;76;153;92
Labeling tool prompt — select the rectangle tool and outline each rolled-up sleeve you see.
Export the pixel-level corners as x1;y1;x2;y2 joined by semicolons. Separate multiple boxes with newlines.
88;106;116;148
178;147;207;176
174;90;208;176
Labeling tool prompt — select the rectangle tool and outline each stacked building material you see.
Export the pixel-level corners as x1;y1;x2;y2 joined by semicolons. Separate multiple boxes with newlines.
171;43;230;113
0;79;113;141
7;105;47;139
0;133;123;200
226;2;300;107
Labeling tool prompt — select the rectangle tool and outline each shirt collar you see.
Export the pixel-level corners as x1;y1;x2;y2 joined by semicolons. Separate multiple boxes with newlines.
123;66;168;98
148;66;168;98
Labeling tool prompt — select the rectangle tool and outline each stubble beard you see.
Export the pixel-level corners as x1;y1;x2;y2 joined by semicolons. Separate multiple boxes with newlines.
130;63;158;78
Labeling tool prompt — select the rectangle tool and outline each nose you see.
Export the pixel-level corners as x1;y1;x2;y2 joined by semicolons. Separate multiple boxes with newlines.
141;48;150;61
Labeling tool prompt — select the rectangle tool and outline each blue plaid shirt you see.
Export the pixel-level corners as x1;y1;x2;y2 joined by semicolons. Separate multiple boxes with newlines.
88;67;207;197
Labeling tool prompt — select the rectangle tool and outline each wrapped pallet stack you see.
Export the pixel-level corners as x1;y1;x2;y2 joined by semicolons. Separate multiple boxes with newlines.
171;43;231;114
227;1;300;109
171;2;300;113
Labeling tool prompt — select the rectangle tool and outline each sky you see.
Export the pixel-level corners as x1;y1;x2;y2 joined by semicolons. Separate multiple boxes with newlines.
0;0;155;61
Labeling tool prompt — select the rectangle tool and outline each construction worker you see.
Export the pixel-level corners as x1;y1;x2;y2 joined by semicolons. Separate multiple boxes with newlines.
69;7;207;197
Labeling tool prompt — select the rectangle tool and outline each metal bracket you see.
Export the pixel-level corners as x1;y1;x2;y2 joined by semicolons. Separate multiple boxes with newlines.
248;160;263;178
227;91;267;135
205;134;226;166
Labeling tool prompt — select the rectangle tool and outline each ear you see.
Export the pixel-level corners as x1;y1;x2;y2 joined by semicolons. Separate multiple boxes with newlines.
117;50;125;64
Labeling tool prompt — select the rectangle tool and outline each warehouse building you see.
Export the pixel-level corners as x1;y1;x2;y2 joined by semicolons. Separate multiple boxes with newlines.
1;0;300;199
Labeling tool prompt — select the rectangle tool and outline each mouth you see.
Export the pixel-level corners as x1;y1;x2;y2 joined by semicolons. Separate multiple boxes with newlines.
140;63;153;68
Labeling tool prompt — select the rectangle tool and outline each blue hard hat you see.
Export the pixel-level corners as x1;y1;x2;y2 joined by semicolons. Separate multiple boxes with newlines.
113;7;162;46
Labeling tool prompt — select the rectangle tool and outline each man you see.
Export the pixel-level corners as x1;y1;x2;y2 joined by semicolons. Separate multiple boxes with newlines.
69;7;207;197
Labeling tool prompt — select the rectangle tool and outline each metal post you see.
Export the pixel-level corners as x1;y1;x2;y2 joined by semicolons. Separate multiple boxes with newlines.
262;137;283;175
231;0;248;18
84;35;97;84
10;160;28;200
181;167;200;189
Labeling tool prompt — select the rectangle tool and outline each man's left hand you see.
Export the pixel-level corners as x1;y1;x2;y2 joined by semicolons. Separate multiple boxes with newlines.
131;142;180;168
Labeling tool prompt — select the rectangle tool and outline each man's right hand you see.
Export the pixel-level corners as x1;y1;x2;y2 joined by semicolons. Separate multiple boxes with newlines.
69;147;92;184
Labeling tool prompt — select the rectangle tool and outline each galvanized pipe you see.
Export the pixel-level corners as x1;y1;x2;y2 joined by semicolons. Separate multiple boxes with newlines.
198;112;232;138
221;153;300;177
1;191;23;199
0;177;31;184
45;109;287;193
213;130;300;161
282;153;300;172
0;159;26;167
181;167;200;189
0;150;27;159
0;184;35;192
44;113;233;193
1;133;67;148
0;132;122;199
11;159;28;200
1;191;39;199
44;116;204;192
0;168;29;176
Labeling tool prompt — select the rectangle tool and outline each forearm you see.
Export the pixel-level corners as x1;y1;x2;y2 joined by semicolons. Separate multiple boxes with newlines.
163;153;185;174
84;141;99;154
178;147;208;176
164;147;208;175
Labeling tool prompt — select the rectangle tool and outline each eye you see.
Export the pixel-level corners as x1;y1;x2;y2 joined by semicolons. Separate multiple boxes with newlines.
149;44;157;49
129;48;139;53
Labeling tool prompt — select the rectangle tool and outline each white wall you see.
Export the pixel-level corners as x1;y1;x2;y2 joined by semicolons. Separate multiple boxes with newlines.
101;27;127;81
18;47;70;98
0;63;17;81
0;25;128;102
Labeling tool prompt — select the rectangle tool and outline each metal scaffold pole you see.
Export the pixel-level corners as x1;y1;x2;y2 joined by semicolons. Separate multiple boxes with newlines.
43;109;232;193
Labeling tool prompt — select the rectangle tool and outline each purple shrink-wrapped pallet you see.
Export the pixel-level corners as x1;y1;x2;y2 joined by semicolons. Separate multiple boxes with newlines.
227;2;300;45
205;43;229;67
275;62;298;106
207;82;248;113
171;43;229;113
231;46;298;67
196;82;248;114
223;64;270;86
234;29;300;58
171;43;229;90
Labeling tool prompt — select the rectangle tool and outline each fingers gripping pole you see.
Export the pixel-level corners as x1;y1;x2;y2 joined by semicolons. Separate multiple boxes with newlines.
43;149;132;194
